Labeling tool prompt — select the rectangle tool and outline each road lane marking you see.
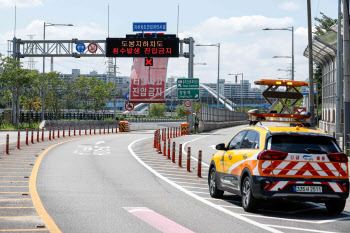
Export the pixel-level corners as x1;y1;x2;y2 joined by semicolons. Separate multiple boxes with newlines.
0;229;48;232
0;216;40;219
124;207;194;233
174;181;207;185
182;136;210;167
0;198;31;201
128;137;282;233
0;207;34;209
219;205;242;209
266;225;338;233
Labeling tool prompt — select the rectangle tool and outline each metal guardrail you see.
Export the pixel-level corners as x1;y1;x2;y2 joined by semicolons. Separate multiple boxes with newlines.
201;105;248;122
125;118;184;123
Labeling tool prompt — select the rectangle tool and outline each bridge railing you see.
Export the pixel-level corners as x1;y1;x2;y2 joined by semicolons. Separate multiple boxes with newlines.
201;105;248;122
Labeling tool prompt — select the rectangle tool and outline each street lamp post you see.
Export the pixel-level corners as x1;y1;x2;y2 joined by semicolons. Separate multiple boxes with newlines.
263;27;294;80
228;73;244;112
196;43;220;109
42;22;73;120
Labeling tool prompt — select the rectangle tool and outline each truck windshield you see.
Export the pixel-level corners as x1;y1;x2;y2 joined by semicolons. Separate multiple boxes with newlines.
270;135;339;154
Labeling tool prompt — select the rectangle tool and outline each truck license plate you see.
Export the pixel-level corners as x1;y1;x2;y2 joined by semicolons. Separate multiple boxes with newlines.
294;186;322;193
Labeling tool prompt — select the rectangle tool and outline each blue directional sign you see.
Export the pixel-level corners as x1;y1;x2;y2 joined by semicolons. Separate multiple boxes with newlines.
76;43;86;53
133;22;167;32
125;92;130;101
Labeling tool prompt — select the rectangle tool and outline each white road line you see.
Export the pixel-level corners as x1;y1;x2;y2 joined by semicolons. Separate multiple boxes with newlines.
154;169;208;174
203;198;240;204
182;136;210;167
180;186;209;190
129;137;282;233
162;174;199;178
219;205;242;209
317;216;350;224
266;225;339;233
167;177;204;181
191;191;210;195
240;214;318;224
174;181;208;186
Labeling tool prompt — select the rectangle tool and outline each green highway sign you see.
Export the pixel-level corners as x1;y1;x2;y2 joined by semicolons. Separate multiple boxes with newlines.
177;89;200;99
177;78;199;88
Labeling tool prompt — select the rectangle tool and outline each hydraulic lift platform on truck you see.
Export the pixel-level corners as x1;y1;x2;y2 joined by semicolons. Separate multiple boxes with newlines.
249;79;312;125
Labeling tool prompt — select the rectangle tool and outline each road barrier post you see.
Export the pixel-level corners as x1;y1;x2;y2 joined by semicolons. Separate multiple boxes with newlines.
170;127;172;139
6;134;9;155
167;140;171;160
158;133;162;154
79;125;81;136
163;140;166;156
173;127;175;138
90;124;92;135
154;131;156;148
197;150;202;178
49;127;51;141
26;129;29;145
116;123;118;133
31;128;34;144
63;125;65;138
37;128;39;143
52;126;55;140
104;124;105;134
99;124;101;135
85;124;87;135
74;125;76;136
94;124;96;135
172;142;176;163
167;127;169;139
178;144;182;167
42;127;45;141
17;131;20;149
108;124;110;134
57;126;59;138
187;147;191;172
112;124;114;133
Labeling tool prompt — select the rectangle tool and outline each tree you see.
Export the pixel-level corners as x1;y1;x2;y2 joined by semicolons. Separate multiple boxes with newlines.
44;72;63;118
314;12;338;37
88;77;115;115
150;103;167;117
0;55;41;126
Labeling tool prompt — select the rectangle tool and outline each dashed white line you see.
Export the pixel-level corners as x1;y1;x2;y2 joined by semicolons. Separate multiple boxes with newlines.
266;225;339;233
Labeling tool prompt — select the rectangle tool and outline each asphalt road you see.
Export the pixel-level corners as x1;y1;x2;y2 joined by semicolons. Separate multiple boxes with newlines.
35;125;350;233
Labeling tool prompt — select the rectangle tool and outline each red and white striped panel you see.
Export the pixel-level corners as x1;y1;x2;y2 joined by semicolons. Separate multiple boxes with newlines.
268;181;345;193
260;161;348;178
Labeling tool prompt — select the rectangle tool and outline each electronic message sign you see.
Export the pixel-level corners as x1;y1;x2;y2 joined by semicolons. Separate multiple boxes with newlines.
106;36;179;57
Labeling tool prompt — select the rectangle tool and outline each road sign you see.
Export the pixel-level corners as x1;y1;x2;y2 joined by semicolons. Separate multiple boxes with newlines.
184;100;191;108
133;22;167;32
106;36;179;57
177;78;199;88
301;84;317;95
125;101;134;111
294;107;307;114
145;58;153;66
88;43;98;53
198;108;201;114
178;89;200;100
185;110;191;116
125;92;130;101
76;43;85;53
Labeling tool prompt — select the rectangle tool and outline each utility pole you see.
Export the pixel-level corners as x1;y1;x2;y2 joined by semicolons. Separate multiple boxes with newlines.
307;0;315;125
336;0;342;140
217;43;221;109
343;0;350;152
188;37;195;133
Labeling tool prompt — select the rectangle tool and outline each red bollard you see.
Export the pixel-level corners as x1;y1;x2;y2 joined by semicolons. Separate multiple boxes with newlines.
68;125;71;137
90;124;92;135
57;126;60;138
85;124;87;135
94;124;96;135
99;125;101;135
74;125;76;136
172;142;176;163
167;140;171;160
178;144;182;167
112;124;114;133
173;127;175;138
116;123;118;133
197;150;202;178
42;127;44;141
163;140;166;156
17;131;20;149
153;132;157;148
108;124;110;134
6;134;9;155
170;127;172;139
26;129;29;145
37;128;39;143
167;127;169;139
104;124;105;134
31;128;34;144
63;125;65;138
158;134;162;154
49;127;51;141
52;126;55;140
79;125;81;136
187;147;191;172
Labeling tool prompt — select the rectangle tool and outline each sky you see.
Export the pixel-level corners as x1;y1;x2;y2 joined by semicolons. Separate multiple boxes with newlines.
0;0;338;86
